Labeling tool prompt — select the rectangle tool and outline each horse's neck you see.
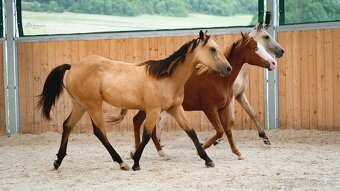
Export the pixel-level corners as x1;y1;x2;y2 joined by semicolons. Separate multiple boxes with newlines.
226;54;246;86
170;55;197;89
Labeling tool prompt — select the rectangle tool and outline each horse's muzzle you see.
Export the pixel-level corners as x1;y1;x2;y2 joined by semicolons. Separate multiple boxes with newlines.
266;60;276;71
275;49;285;58
219;65;232;77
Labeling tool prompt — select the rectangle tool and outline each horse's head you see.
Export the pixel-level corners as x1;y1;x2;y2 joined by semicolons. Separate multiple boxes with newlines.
230;32;276;71
249;22;284;58
194;30;232;77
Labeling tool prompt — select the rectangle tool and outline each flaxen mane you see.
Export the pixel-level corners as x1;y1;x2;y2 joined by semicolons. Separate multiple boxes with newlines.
141;35;210;79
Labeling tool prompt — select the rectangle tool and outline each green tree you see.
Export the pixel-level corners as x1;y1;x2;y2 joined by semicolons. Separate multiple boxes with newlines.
154;0;188;17
284;0;340;24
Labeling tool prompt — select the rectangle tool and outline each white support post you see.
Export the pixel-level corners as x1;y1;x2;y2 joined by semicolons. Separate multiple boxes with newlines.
3;0;19;134
264;0;279;129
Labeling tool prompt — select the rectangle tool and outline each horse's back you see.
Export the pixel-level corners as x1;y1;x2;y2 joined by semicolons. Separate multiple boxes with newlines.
65;55;146;108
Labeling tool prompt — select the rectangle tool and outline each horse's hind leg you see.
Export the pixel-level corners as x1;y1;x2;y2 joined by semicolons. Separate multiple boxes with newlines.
88;106;129;170
236;92;271;145
54;102;85;170
132;111;146;151
132;109;160;171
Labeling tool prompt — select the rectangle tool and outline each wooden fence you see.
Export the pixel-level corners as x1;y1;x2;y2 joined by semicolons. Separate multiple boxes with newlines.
15;28;340;134
17;34;265;134
277;28;340;131
0;43;5;135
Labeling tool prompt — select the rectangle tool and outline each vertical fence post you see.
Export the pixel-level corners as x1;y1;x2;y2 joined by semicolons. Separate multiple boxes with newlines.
264;0;279;129
3;0;19;134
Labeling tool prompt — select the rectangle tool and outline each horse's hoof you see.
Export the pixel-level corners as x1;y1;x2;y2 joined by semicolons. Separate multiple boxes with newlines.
213;141;219;146
238;155;245;160
132;164;141;171
53;161;60;170
120;162;130;171
158;150;171;161
205;161;215;168
264;139;271;145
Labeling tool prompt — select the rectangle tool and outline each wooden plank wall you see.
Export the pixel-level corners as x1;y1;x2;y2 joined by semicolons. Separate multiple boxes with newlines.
0;42;5;135
17;34;265;134
278;28;340;131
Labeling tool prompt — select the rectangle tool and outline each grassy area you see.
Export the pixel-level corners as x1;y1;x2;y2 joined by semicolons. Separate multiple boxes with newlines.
22;11;255;35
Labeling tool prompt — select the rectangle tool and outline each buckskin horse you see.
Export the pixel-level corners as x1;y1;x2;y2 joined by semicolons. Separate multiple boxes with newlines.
37;30;232;171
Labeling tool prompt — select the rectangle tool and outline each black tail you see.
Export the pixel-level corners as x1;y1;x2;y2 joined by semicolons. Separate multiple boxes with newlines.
36;64;71;120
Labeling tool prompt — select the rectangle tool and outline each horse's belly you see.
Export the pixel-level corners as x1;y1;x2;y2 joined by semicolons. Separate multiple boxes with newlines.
103;91;142;109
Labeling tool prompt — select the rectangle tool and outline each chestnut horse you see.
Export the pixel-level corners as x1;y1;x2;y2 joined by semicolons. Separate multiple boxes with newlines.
110;33;276;160
37;30;231;171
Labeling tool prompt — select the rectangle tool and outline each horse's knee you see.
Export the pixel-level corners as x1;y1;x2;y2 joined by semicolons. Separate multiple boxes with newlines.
216;128;224;139
93;126;101;137
225;128;233;137
92;122;105;138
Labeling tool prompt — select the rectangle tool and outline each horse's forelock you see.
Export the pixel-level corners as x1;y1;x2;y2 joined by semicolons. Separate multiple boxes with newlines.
257;22;264;32
202;35;211;46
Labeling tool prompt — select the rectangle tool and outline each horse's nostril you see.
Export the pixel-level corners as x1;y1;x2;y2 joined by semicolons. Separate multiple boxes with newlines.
281;49;284;54
227;66;232;72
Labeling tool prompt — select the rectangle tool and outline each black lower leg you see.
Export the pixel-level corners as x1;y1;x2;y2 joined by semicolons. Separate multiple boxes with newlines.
186;129;214;167
92;121;123;164
132;132;151;171
259;131;271;145
54;119;72;170
54;135;69;170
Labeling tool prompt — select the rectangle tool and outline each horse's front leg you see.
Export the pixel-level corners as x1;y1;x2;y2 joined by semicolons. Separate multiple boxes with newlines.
202;108;225;149
236;92;271;145
219;106;244;160
167;105;214;168
132;109;160;171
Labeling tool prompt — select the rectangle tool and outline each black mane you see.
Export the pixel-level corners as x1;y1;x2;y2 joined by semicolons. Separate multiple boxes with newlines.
140;35;210;79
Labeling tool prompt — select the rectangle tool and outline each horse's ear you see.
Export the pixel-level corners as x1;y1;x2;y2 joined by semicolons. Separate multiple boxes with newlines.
204;30;208;35
199;30;205;40
241;32;246;40
257;22;264;31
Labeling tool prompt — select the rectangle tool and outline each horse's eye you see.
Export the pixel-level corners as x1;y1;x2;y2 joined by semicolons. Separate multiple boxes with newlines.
210;47;216;52
264;35;270;39
255;47;259;51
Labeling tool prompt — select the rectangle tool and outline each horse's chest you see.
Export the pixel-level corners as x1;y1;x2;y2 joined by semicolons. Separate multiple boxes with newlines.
233;75;249;96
